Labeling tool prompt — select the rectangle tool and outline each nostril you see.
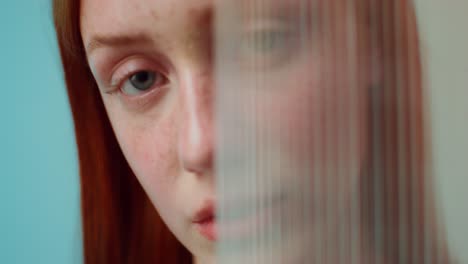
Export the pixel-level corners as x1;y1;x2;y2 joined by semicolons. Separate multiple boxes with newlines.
179;135;214;174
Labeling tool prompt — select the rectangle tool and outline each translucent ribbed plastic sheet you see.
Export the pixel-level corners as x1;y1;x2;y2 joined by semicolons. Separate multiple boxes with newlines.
214;0;466;263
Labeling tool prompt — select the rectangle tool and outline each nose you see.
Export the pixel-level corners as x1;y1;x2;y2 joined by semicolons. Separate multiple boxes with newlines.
178;71;214;175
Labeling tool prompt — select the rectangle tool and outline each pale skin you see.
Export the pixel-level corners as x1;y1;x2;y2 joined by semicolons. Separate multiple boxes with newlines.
81;0;371;263
82;0;216;263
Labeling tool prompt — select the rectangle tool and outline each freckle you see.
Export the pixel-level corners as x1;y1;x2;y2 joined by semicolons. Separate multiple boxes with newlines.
150;8;159;21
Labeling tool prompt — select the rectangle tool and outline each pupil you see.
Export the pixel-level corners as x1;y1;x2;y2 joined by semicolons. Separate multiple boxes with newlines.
135;72;149;82
130;71;155;90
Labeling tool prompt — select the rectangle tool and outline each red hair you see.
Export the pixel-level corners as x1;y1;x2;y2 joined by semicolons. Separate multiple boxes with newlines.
52;0;191;263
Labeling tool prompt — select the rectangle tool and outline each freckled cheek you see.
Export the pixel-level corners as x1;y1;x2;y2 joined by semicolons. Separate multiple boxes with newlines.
110;118;180;204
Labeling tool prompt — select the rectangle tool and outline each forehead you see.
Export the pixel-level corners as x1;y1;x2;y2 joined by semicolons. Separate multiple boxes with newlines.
80;0;213;46
79;0;319;38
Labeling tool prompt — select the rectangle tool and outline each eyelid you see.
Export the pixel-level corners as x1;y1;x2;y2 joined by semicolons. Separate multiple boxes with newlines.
109;58;165;91
121;71;168;97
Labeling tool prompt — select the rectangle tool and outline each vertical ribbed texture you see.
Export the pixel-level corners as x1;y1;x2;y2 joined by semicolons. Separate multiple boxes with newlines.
215;0;451;263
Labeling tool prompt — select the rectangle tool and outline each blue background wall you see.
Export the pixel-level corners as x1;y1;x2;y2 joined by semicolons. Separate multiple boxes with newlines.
0;1;82;263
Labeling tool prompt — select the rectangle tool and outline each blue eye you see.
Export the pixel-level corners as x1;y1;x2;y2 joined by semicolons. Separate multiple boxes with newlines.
236;26;299;70
121;70;166;95
240;27;295;56
252;30;290;54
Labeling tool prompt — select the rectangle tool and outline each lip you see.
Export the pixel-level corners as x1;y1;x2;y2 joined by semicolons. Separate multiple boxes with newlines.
191;193;285;242
193;201;217;241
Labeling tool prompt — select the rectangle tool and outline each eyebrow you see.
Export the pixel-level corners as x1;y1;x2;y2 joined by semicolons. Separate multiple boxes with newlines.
85;33;155;56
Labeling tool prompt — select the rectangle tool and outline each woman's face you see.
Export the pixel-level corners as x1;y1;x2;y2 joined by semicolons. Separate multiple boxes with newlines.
81;0;369;262
81;0;217;262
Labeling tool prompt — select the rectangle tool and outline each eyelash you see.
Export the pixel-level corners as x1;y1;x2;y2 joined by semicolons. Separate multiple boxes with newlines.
107;65;168;96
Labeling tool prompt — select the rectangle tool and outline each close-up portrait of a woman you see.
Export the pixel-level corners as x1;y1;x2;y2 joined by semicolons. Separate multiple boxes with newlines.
48;0;463;263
